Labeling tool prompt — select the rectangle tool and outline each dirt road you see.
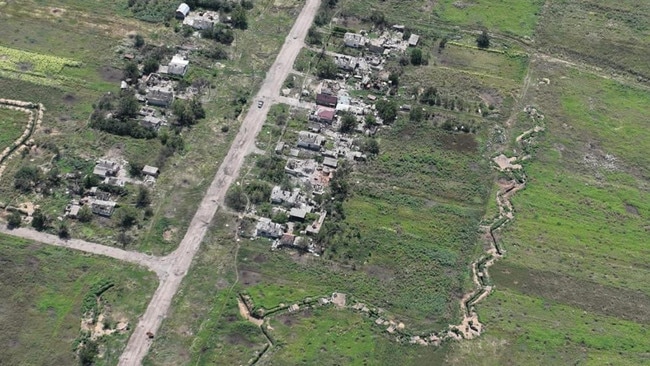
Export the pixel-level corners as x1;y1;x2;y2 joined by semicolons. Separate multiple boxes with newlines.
0;226;167;276
118;0;321;364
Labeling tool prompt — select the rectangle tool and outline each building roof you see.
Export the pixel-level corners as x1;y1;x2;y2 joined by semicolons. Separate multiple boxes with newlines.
343;32;366;48
316;93;338;107
168;55;189;76
315;107;335;122
408;34;420;46
289;207;307;219
142;165;159;176
176;3;190;18
323;157;338;168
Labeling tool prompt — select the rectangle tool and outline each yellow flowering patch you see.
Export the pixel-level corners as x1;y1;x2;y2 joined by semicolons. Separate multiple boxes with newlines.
0;46;81;75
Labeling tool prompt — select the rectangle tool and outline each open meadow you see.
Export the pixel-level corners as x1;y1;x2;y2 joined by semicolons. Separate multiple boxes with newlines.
0;234;157;365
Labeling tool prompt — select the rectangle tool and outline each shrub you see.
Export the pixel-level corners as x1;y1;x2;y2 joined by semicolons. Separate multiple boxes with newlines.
477;30;490;49
32;209;47;231
78;206;93;223
14;165;42;193
225;185;247;211
7;211;21;229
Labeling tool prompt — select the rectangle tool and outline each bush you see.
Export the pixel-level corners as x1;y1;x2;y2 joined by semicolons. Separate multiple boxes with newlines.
360;137;380;156
14;165;42;193
117;206;139;229
375;99;397;124
477;30;490;49
7;211;21;229
244;180;272;204
306;26;322;45
317;55;338;79
123;61;139;80
232;5;248;29
225;185;247;211
136;187;152;208
410;48;423;66
134;34;145;48
78;206;93;223
339;114;357;133
32;209;47;231
58;221;70;239
143;58;159;75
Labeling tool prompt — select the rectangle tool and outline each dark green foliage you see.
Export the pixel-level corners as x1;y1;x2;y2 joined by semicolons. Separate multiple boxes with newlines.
241;0;254;10
202;46;228;60
306;26;322;45
388;71;399;88
255;155;286;183
83;174;100;189
7;211;21;229
58;221;70;239
78;339;98;366
115;90;139;120
31;209;47;231
204;24;235;45
360;137;380;156
80;279;114;314
410;48;423;65
136;187;152;208
339;114;357;133
369;10;387;27
89;112;156;139
244;180;272;204
439;36;448;51
46;166;61;188
420;86;438;106
364;114;377;128
14;165;41;192
225;185;247;211
118;206;139;229
123;61;139;80
477;30;490;48
143;58;159;75
78;206;93;223
232;6;248;30
375;99;397;124
172;97;205;127
409;107;423;122
134;34;145;48
128;160;144;178
317;55;338;79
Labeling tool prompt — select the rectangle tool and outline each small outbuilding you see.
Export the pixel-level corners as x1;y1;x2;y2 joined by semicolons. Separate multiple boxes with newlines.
176;3;190;19
142;165;159;177
168;55;190;76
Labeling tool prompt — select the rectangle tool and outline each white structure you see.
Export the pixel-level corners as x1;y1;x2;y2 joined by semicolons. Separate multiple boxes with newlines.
168;55;189;76
176;3;190;19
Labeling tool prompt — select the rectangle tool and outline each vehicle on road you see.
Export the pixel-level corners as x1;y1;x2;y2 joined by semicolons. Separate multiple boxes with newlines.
257;100;264;108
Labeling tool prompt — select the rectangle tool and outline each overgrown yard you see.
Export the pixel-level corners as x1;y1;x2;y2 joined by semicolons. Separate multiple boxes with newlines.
0;234;157;366
0;107;28;153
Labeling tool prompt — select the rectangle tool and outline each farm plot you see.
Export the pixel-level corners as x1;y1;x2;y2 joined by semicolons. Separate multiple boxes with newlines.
0;107;28;154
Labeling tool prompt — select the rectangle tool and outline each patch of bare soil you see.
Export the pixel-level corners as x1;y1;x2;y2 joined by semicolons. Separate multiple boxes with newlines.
62;94;76;104
49;7;66;16
237;297;263;326
625;203;639;215
215;277;230;290
363;264;395;282
99;66;123;82
253;253;268;263
440;133;478;153
162;227;178;242
17;62;33;72
239;270;262;286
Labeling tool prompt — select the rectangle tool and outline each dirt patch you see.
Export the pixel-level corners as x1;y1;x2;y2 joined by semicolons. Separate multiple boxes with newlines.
99;66;124;82
17;62;33;72
440;133;478;153
625;203;639;216
276;313;295;326
162;227;178;242
49;7;66;16
62;94;77;104
239;270;262;286
215;277;230;290
226;333;256;347
237;297;263;326
363;264;395;282
253;253;268;263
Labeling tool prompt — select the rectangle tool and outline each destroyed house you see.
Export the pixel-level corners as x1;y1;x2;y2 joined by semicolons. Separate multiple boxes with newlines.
344;32;365;48
255;218;284;238
146;85;174;107
93;159;119;178
168;55;189;76
91;200;116;217
316;93;338;107
297;131;326;151
270;186;299;206
309;107;336;123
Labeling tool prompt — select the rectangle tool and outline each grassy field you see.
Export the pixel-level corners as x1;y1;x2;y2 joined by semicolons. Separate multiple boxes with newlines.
435;0;544;37
0;107;28;152
0;233;157;365
536;0;650;78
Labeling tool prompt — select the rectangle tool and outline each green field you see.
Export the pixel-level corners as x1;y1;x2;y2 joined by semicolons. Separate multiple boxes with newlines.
0;107;28;153
436;0;544;37
0;234;157;365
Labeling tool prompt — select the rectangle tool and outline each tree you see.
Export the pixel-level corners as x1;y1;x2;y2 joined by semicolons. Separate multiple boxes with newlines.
476;30;490;49
78;206;93;223
116;91;138;120
388;71;399;88
420;86;438;106
32;209;47;231
317;55;338;79
225;185;247;211
136;187;152;208
241;0;254;10
339;114;357;133
369;10;386;27
306;26;322;45
375;99;398;124
58;221;70;239
190;97;205;119
118;206;139;229
410;48;423;66
360;137;379;156
364;114;377;129
83;174;100;189
129;160;144;177
232;5;248;30
439;37;448;52
7;211;21;229
79;340;99;366
143;58;159;75
133;34;145;48
213;25;234;45
409;107;423;122
14;165;41;193
123;61;139;80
